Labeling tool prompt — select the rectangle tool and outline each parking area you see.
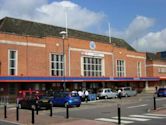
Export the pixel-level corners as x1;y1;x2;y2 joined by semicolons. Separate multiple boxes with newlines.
0;93;166;125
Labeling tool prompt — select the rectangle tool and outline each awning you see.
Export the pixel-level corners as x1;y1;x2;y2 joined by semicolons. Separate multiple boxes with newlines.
0;76;160;82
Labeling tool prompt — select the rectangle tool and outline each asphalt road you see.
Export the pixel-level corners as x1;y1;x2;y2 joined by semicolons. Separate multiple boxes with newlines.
0;93;166;125
53;94;166;125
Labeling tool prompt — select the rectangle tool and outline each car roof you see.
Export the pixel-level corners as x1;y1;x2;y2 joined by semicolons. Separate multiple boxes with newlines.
158;88;166;90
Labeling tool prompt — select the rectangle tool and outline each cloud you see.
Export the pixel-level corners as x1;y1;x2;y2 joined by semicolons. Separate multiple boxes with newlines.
0;0;47;18
111;16;155;41
0;0;106;31
125;16;155;41
111;16;163;52
132;29;166;52
35;1;106;30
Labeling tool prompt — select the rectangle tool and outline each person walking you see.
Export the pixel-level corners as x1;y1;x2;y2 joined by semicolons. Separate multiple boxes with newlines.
118;89;122;99
84;90;89;103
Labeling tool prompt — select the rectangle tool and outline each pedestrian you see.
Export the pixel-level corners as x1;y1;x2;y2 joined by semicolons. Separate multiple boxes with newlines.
155;86;158;94
118;89;122;99
84;90;89;103
78;90;83;101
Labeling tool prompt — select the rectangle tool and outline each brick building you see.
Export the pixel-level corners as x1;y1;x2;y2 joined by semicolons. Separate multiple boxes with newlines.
146;51;166;91
0;17;165;97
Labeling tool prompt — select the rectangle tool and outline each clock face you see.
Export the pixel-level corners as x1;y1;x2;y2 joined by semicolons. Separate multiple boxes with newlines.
90;41;96;49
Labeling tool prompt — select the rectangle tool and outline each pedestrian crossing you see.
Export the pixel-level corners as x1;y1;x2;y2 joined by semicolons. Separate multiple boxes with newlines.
95;113;166;124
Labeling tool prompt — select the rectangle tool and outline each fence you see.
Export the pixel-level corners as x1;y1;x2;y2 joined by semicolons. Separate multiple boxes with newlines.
0;96;9;105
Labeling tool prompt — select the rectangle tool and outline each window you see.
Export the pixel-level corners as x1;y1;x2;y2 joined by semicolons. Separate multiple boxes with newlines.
50;54;64;76
158;67;166;73
116;60;125;77
8;50;17;75
83;57;102;76
137;62;142;77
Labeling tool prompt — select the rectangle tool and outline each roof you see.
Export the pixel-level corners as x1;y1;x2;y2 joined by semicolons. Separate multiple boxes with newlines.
0;17;135;51
146;52;166;61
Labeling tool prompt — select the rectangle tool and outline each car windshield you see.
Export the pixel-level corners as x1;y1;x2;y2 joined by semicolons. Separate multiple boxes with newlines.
69;92;79;97
98;90;103;93
159;88;166;91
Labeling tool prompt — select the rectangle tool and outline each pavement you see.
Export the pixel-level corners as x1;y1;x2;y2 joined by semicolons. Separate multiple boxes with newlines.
0;105;166;125
0;107;116;125
0;94;166;125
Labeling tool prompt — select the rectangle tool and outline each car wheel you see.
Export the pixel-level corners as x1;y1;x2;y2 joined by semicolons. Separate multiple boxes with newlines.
96;97;99;100
76;105;80;107
31;104;36;110
18;103;22;109
125;94;128;97
105;96;108;99
64;102;68;108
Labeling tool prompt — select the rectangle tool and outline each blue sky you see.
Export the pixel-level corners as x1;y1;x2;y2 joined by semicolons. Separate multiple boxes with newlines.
0;0;166;53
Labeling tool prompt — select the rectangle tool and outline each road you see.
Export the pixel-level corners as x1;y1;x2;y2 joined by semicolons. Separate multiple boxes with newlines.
53;94;166;125
0;93;166;125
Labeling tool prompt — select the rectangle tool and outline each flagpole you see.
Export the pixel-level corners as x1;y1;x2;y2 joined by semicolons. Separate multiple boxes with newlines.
65;12;68;38
108;22;111;43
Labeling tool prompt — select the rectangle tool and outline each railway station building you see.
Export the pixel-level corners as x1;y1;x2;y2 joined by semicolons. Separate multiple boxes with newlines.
0;17;165;98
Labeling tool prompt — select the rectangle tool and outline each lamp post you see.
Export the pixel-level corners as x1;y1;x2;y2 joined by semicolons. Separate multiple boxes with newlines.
60;31;67;91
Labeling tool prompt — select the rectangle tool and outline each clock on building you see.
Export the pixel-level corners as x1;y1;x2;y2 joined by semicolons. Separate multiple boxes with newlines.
89;41;96;49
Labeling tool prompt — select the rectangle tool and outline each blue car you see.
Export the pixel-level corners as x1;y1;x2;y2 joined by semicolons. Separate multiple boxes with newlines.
157;88;166;97
50;92;81;107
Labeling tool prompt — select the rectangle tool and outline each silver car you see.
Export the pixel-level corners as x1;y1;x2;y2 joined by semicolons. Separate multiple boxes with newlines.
97;88;118;99
120;87;137;97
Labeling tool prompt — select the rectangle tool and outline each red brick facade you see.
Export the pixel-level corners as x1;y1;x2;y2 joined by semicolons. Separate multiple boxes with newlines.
0;18;165;97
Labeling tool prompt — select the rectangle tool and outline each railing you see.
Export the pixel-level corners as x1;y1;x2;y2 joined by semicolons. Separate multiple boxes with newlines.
0;96;9;105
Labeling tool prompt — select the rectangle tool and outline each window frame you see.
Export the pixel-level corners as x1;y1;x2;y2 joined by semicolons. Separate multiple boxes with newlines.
8;49;18;75
82;56;103;77
116;59;126;77
50;53;64;76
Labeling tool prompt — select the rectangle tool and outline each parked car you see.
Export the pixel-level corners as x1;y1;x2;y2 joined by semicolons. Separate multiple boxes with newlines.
119;87;137;97
49;91;81;107
97;88;118;99
17;90;50;110
157;88;166;97
81;89;97;101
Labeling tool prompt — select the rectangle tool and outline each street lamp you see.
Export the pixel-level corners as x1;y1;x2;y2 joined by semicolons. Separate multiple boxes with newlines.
59;31;67;91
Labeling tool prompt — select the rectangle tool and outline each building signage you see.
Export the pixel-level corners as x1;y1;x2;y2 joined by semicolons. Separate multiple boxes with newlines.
81;52;104;57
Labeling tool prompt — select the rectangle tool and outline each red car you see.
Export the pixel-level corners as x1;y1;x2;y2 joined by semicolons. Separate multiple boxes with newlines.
17;89;50;110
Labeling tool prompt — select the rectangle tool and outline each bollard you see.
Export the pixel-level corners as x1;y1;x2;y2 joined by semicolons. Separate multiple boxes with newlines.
117;104;121;125
154;96;156;110
66;103;69;119
36;102;39;115
50;103;53;117
16;105;19;121
32;106;35;124
4;104;7;118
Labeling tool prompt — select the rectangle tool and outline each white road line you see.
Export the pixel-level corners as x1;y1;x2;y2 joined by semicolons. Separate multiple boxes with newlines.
112;116;150;121
145;113;166;117
9;107;16;110
95;118;134;124
127;104;148;109
0;119;20;125
130;115;163;119
156;98;166;101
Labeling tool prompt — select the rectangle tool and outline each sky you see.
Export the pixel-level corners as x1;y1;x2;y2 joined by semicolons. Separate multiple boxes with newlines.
0;0;166;53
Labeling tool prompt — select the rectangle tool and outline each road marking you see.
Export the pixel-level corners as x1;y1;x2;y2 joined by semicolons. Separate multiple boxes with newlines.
0;119;20;125
156;98;166;101
95;118;134;124
130;115;163;119
112;116;150;121
127;104;148;109
9;107;16;110
145;113;166;117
